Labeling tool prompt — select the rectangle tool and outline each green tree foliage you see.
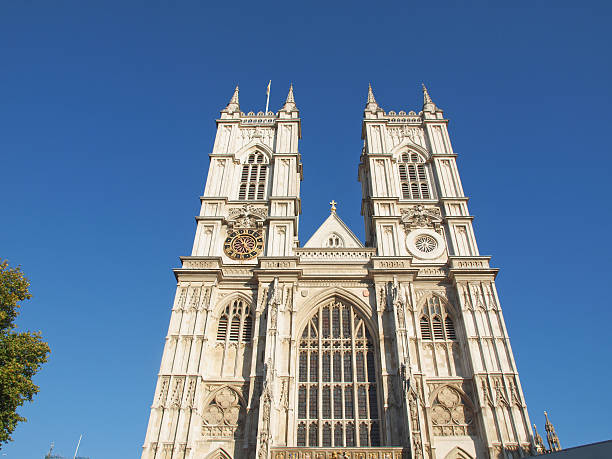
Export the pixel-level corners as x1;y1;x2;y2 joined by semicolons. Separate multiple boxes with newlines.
0;260;50;446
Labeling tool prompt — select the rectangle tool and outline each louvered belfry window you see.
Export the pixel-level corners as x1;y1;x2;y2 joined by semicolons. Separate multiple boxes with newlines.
398;152;431;200
216;299;253;343
297;299;380;447
238;152;268;200
419;296;456;341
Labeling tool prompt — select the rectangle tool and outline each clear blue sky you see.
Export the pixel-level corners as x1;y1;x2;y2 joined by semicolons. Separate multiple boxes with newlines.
1;2;611;457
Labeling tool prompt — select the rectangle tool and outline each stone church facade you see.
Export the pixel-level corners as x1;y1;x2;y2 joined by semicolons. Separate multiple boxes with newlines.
141;84;535;459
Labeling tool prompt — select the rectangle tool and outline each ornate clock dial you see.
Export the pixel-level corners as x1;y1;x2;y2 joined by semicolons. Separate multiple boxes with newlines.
223;229;264;260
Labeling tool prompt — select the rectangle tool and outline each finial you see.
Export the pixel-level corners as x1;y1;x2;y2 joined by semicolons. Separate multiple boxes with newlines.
533;424;546;454
330;200;337;213
422;83;437;112
544;411;562;452
223;85;240;113
281;83;297;111
365;83;380;112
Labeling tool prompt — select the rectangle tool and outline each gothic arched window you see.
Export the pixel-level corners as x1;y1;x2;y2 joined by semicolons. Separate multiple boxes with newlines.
325;234;343;248
297;299;380;447
238;152;268;200
419;296;456;341
216;299;253;343
398;152;431;200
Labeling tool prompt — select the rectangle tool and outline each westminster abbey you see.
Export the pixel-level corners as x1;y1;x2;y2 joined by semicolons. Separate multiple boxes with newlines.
141;84;537;459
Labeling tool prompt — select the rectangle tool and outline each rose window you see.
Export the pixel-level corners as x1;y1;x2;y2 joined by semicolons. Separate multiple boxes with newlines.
415;235;437;253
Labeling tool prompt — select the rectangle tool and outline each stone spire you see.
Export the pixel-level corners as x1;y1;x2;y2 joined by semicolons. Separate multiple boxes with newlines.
533;424;546;454
422;83;438;113
223;85;240;114
281;83;297;112
544;411;562;452
365;83;381;112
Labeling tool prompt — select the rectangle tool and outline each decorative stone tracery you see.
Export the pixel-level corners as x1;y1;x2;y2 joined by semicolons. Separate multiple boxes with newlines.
202;387;246;439
430;386;475;436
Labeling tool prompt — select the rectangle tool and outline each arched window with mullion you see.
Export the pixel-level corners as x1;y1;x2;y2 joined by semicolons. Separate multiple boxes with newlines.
419;296;457;341
238;152;268;200
296;298;380;447
216;299;253;344
398;151;431;200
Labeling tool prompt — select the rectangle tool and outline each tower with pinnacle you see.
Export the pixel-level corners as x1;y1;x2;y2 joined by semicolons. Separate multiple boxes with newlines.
141;84;538;459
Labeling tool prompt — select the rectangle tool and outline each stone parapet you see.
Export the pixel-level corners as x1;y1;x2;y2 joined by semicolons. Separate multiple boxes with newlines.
270;447;406;459
296;248;376;263
448;257;491;270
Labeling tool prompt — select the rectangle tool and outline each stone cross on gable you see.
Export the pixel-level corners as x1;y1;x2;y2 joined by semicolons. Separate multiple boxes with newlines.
330;200;337;213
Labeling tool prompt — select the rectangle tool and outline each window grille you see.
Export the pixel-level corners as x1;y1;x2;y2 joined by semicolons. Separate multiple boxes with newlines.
432;316;444;340
216;316;228;341
216;299;253;343
296;299;380;447
420;316;432;340
238;152;268;200
398;152;431;199
419;296;457;341
445;317;456;340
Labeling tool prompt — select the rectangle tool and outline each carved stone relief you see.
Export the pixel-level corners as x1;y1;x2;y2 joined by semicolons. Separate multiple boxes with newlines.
202;386;246;439
430;386;475;436
400;205;442;232
228;204;268;229
388;126;426;149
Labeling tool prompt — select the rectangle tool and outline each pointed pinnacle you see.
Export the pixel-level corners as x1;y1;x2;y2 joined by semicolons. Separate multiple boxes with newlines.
282;83;297;111
422;83;433;104
365;83;380;111
422;83;438;112
367;83;377;104
286;83;295;103
230;85;239;103
224;85;240;112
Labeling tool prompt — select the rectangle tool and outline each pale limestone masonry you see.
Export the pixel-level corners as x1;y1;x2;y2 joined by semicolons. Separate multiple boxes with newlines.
141;84;536;459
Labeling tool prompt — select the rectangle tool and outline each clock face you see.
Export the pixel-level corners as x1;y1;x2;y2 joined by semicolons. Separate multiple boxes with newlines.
223;229;264;260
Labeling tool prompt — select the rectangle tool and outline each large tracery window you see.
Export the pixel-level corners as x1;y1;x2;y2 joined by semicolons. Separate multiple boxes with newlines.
398;152;431;200
420;296;456;341
238;152;268;200
216;299;253;343
297;299;380;448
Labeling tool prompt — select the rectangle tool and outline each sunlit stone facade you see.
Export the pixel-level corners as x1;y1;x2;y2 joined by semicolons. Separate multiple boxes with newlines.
141;85;536;459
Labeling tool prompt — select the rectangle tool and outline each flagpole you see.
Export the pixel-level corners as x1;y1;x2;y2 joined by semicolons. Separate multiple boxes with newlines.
265;80;271;113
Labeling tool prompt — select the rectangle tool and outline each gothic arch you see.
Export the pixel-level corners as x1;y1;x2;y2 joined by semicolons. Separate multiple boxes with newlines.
428;384;475;410
203;384;248;408
293;288;378;342
389;141;431;161
234;141;273;163
417;292;457;318
324;232;344;248
205;447;233;459
443;446;474;459
293;294;382;447
214;294;254;344
214;292;255;318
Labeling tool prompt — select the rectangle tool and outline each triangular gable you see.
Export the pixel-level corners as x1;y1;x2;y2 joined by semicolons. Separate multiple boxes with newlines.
303;212;364;248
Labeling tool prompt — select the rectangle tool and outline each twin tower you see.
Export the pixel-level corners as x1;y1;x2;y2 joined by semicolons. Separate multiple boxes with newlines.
141;84;536;459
